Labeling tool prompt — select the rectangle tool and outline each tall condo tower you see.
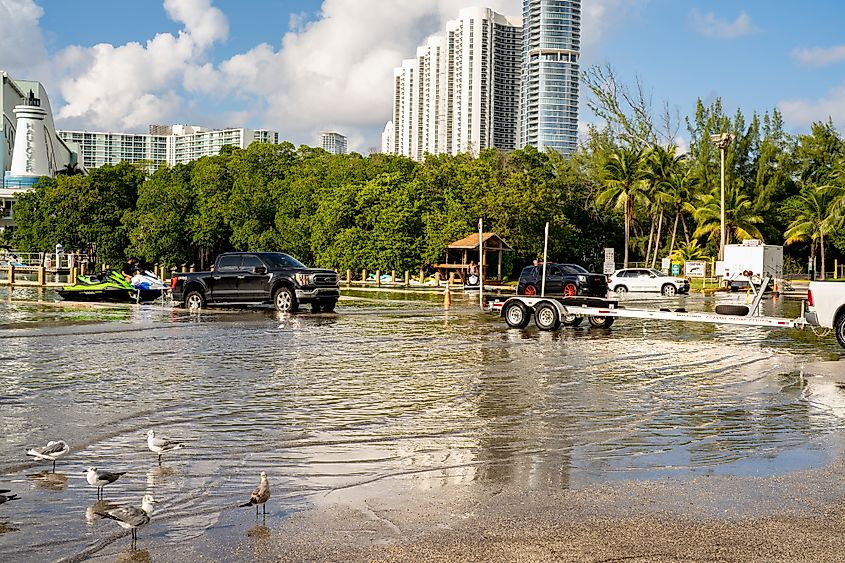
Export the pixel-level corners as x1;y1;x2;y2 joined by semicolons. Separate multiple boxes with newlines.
519;0;581;155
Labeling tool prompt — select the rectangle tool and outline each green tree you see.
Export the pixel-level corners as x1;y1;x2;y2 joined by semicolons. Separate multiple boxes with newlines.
596;146;646;267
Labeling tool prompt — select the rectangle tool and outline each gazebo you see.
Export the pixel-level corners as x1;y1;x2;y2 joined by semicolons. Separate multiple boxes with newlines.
435;232;513;282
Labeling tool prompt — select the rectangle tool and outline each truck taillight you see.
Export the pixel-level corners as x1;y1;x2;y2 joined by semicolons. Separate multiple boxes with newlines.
807;289;814;307
170;276;180;290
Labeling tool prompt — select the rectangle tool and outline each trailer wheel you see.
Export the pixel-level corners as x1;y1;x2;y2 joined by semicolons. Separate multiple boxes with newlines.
614;285;628;295
834;311;845;350
503;301;531;329
588;315;615;328
562;314;583;327
661;284;677;296
714;304;749;316
534;302;561;331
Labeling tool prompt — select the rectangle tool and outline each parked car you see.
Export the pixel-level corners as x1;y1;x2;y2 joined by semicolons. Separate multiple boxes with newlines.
517;263;608;297
608;268;690;296
170;252;339;312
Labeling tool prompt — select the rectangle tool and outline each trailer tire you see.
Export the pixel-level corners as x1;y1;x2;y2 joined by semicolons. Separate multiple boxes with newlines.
562;314;583;327
834;311;845;350
503;301;531;329
714;304;749;316
588;315;614;328
534;302;561;331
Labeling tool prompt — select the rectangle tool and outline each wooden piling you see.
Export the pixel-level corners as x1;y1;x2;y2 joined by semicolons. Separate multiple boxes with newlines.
70;267;77;285
404;271;410;287
36;266;44;286
419;269;425;285
391;270;396;284
376;270;381;287
435;272;441;285
362;269;368;285
7;264;14;286
346;269;352;287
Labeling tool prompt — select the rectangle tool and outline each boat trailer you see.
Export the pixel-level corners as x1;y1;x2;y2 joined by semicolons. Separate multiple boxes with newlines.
492;276;808;333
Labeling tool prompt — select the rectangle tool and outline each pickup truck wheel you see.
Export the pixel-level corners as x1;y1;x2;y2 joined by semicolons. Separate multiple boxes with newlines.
835;312;845;350
274;287;298;313
534;302;561;331
185;290;206;310
321;299;337;313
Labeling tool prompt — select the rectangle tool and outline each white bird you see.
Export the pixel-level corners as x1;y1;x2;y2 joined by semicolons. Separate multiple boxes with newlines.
146;430;184;466
0;489;20;505
26;440;69;472
240;471;271;516
84;467;126;499
97;494;158;547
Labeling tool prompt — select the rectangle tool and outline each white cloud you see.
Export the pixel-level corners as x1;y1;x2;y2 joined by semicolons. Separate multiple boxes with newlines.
690;9;757;39
791;45;845;68
779;83;845;129
581;0;644;52
163;0;227;48
0;0;50;78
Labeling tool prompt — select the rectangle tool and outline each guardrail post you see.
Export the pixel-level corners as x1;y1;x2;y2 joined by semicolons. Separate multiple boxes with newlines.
181;263;187;273
376;270;381;287
189;264;195;273
404;271;409;287
37;266;44;286
70;267;77;285
7;264;14;286
80;262;87;276
346;269;351;287
391;270;396;284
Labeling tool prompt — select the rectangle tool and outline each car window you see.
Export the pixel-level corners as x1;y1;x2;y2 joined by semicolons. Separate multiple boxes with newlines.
617;270;631;278
648;269;665;277
520;266;536;277
241;255;265;269
262;253;306;269
217;255;241;272
550;266;563;276
563;264;589;274
637;270;651;278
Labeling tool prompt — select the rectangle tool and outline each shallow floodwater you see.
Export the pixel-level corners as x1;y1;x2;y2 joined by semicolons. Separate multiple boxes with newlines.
0;286;843;561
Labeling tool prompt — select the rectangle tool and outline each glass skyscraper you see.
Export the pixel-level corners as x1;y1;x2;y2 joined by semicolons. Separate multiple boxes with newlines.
519;0;581;155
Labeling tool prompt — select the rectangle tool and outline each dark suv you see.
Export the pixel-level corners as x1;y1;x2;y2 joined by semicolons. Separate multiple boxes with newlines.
517;263;608;297
171;252;339;312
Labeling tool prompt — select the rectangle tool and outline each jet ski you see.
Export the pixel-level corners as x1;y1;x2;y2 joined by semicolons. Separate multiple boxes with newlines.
58;270;167;303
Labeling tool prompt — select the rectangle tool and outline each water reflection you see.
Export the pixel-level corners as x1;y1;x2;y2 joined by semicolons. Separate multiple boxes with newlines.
27;471;68;491
85;500;118;525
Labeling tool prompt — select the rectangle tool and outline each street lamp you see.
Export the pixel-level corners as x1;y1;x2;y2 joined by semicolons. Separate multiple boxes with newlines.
709;132;735;261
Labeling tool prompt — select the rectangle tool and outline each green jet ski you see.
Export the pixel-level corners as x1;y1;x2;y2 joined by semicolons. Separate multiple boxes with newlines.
57;270;160;302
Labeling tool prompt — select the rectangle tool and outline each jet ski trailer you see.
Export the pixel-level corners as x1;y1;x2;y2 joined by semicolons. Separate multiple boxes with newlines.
493;275;808;333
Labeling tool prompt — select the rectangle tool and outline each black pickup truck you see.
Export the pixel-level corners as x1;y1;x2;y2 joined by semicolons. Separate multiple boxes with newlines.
170;252;339;312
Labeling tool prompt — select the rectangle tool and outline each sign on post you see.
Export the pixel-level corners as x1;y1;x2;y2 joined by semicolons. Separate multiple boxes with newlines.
685;260;706;278
603;248;615;275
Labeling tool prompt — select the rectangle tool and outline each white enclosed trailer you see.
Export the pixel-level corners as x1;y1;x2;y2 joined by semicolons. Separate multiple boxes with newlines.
719;240;783;290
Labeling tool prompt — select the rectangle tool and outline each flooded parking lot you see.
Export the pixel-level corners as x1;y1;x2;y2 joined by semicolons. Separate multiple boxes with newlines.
0;287;843;561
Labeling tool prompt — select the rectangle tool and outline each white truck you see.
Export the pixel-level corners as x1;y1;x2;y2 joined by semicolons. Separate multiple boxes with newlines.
719;240;783;290
805;281;845;349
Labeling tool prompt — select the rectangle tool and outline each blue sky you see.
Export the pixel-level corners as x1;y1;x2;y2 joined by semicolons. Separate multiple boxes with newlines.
2;0;844;151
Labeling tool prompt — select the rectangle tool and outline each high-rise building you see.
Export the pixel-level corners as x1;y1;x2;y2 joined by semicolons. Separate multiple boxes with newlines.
387;7;522;160
519;0;581;155
57;125;279;172
320;131;348;155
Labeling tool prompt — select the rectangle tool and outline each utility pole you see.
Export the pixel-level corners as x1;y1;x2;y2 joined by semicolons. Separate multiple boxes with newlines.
709;132;735;261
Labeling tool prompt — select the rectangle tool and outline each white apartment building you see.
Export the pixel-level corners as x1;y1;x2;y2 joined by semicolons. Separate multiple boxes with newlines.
388;7;522;160
57;125;280;172
320;131;348;155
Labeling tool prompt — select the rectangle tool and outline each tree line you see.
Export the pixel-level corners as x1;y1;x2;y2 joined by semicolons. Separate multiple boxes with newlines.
7;75;845;279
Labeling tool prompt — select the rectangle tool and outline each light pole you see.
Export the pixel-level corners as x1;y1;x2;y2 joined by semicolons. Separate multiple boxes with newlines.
709;132;735;261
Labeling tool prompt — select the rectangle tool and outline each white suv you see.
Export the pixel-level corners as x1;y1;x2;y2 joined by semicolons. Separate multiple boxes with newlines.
608;268;690;296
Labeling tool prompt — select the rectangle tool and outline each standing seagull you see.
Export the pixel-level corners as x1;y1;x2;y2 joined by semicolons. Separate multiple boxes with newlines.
146;430;184;466
84;467;126;499
26;440;70;472
240;471;271;516
0;489;19;505
97;495;158;548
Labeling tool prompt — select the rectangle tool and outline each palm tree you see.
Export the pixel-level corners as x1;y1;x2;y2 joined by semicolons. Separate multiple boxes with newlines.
670;240;709;262
662;166;698;260
597;147;647;267
784;184;844;279
689;183;764;245
644;146;684;267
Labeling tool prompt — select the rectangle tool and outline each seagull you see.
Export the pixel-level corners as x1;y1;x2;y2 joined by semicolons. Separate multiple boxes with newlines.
240;471;271;516
26;440;70;472
146;430;184;466
0;489;20;505
84;467;126;499
97;495;158;548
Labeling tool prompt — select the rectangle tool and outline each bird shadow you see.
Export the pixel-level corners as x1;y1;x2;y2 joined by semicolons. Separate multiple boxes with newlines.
113;547;151;562
0;521;19;534
27;470;68;491
85;500;119;525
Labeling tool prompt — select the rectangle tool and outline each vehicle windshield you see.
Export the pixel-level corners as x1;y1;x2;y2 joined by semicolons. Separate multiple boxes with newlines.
648;269;666;276
262;253;306;269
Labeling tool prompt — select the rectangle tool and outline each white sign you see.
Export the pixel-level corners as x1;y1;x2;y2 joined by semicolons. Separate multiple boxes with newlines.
661;257;671;270
603;262;615;275
685;260;706;278
604;247;615;262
